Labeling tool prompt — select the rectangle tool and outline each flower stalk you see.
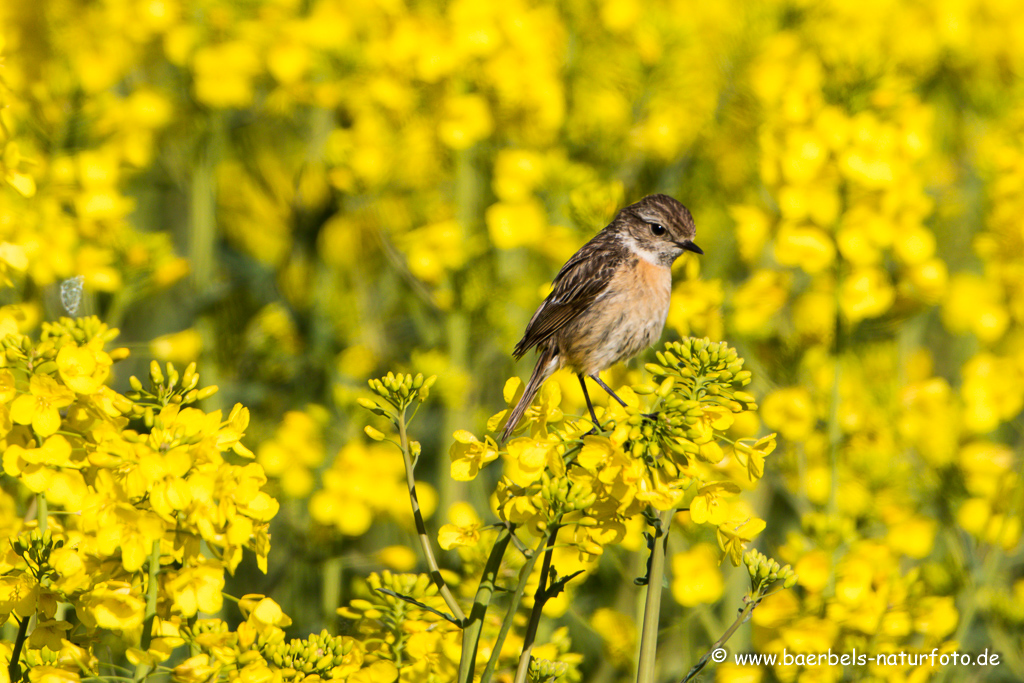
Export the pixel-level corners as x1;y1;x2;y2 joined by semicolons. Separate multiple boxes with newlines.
636;509;673;683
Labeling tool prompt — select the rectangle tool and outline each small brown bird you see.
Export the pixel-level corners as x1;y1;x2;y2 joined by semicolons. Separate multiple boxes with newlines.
501;194;702;442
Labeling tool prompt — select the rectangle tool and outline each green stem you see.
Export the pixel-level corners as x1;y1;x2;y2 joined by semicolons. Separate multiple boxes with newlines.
513;527;559;683
827;264;844;521
636;509;673;683
8;615;29;681
189;112;224;414
681;594;761;683
37;493;47;533
133;540;162;681
458;524;514;683
397;410;466;624
481;530;552;683
937;532;1010;683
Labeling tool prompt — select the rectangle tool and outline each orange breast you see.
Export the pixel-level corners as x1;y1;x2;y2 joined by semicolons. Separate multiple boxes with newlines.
557;256;673;375
634;257;672;297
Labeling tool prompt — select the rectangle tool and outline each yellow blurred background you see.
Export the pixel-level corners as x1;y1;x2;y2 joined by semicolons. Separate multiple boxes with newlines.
1;0;1023;680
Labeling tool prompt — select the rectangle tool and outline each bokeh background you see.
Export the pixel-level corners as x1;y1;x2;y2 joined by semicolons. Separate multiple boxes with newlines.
1;0;1023;681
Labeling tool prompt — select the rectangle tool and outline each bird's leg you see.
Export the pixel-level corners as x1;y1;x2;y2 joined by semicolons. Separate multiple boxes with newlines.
589;373;659;420
577;374;602;433
588;374;628;407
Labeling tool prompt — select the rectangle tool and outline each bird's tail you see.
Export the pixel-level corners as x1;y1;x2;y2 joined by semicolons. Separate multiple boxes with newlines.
500;349;558;443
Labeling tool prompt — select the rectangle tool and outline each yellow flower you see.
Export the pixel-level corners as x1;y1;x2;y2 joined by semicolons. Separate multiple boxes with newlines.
166;561;225;617
437;522;481;550
773;223;836;274
257;408;327;498
692;405;736;444
794;549;831;593
10;374;75;436
28;667;80;683
172;654;220;683
348;661;399;683
734;433;777;481
716;517;766;566
449;430;499;481
792;287;837;341
913;596;958;640
961;353;1024;433
886;516;936;559
192;41;261;109
0;369;16;402
504;436;563;486
840;266;895;322
217;403;255;458
377;545;418;571
761;387;816;441
577;433;636;486
689;482;741;526
671;543;725;606
81;581;146;632
496;480;550;534
438;93;493;149
402;219;469;285
941;272;1008;342
3;434;73;493
635;468;687;510
730;270;790;337
56;341;112;394
150;328;203;364
241;594;292;630
438;501;485;550
493;149;546;202
310;442;431;537
485;200;547;250
729;204;772;263
590;608;636;669
28;618;71;651
0;572;39;620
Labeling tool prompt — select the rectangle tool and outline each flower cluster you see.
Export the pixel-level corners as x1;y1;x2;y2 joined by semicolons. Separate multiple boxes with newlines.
0;317;275;677
171;594;396;682
463;339;775;570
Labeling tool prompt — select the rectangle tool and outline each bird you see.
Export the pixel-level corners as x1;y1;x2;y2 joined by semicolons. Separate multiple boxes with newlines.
500;193;702;442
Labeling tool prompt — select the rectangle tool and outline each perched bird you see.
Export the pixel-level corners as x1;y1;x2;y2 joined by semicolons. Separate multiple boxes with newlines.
500;194;702;442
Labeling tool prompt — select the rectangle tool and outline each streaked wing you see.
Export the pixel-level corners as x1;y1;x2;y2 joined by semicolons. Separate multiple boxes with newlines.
513;239;623;359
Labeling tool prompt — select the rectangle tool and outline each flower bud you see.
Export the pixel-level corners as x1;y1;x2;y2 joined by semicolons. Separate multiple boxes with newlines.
150;360;164;385
196;385;219;400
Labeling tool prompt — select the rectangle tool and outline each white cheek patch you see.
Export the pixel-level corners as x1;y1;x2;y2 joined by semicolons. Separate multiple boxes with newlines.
620;233;663;266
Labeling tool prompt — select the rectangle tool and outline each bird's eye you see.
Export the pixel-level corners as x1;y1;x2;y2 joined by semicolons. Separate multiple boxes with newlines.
649;223;666;236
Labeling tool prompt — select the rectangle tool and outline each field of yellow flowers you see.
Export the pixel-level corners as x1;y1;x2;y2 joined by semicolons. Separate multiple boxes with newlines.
1;0;1023;682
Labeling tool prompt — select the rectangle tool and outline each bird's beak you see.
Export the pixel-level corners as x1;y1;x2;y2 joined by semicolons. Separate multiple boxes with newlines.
679;240;704;255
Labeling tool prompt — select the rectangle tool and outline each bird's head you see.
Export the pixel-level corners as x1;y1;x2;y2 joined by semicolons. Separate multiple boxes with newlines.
620;194;702;266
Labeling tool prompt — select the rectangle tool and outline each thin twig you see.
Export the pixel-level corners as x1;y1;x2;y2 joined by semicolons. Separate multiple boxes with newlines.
8;615;29;681
397;410;466;625
513;527;560;683
374;587;461;623
134;539;162;681
458;524;514;683
680;596;760;683
480;530;552;683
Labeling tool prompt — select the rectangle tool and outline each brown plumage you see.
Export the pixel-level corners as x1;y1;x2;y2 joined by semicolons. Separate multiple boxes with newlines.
501;194;702;442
